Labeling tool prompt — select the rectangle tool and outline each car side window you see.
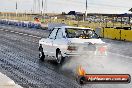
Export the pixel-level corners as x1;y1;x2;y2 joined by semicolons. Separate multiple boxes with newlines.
48;28;58;39
56;29;63;39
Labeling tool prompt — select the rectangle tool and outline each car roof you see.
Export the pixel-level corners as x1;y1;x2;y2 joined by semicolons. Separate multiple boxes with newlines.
54;26;93;30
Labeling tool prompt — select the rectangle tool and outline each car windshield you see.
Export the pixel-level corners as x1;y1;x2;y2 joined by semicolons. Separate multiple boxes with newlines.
66;28;99;39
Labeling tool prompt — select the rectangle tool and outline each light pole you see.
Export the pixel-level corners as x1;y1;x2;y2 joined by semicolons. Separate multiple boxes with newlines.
33;0;34;13
85;0;88;19
41;0;47;23
36;0;41;14
5;9;7;19
16;1;18;20
129;8;132;29
43;0;47;16
42;0;44;15
33;0;37;14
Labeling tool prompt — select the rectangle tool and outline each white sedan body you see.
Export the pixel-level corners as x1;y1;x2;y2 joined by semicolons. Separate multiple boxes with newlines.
39;26;107;60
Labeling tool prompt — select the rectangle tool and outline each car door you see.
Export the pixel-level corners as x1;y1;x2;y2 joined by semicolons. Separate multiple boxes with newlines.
44;28;59;56
52;28;68;56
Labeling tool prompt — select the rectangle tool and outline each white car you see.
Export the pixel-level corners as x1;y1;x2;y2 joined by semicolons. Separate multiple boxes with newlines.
39;26;107;64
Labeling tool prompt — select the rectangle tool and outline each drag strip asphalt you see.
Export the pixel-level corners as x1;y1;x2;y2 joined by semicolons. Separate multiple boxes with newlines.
0;25;132;88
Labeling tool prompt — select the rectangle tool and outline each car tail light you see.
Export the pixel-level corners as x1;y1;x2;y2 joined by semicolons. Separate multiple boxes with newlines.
67;45;77;51
98;46;107;54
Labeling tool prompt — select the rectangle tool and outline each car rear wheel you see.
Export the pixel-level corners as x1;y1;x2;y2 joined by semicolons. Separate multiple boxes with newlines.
56;51;63;64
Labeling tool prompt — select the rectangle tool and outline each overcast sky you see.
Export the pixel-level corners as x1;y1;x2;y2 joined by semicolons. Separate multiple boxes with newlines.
0;0;132;14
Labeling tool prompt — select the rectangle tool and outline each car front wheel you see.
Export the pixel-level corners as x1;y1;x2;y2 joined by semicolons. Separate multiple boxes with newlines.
39;51;45;61
39;46;45;61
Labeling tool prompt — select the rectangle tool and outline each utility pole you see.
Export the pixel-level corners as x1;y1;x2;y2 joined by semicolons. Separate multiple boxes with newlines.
85;0;88;18
33;0;35;13
38;0;41;14
16;1;18;17
84;0;88;21
41;0;47;23
42;0;44;15
43;0;47;17
33;0;37;13
44;0;47;14
129;8;132;29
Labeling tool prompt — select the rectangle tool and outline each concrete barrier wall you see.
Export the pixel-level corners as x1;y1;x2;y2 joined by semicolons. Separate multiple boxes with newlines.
121;30;132;41
0;19;41;29
96;27;132;42
104;28;121;40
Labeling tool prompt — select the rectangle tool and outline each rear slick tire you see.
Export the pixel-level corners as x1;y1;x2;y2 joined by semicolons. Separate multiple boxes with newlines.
56;51;63;64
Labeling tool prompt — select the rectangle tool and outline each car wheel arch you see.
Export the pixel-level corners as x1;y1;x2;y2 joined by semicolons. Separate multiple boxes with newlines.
56;48;60;56
39;44;43;52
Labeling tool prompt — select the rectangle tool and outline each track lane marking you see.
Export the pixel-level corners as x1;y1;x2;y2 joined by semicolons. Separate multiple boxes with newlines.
1;28;42;39
19;33;23;35
10;31;14;33
23;34;28;36
28;35;33;37
0;29;4;31
4;30;9;32
36;37;42;39
32;36;38;38
15;32;19;34
109;52;132;59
